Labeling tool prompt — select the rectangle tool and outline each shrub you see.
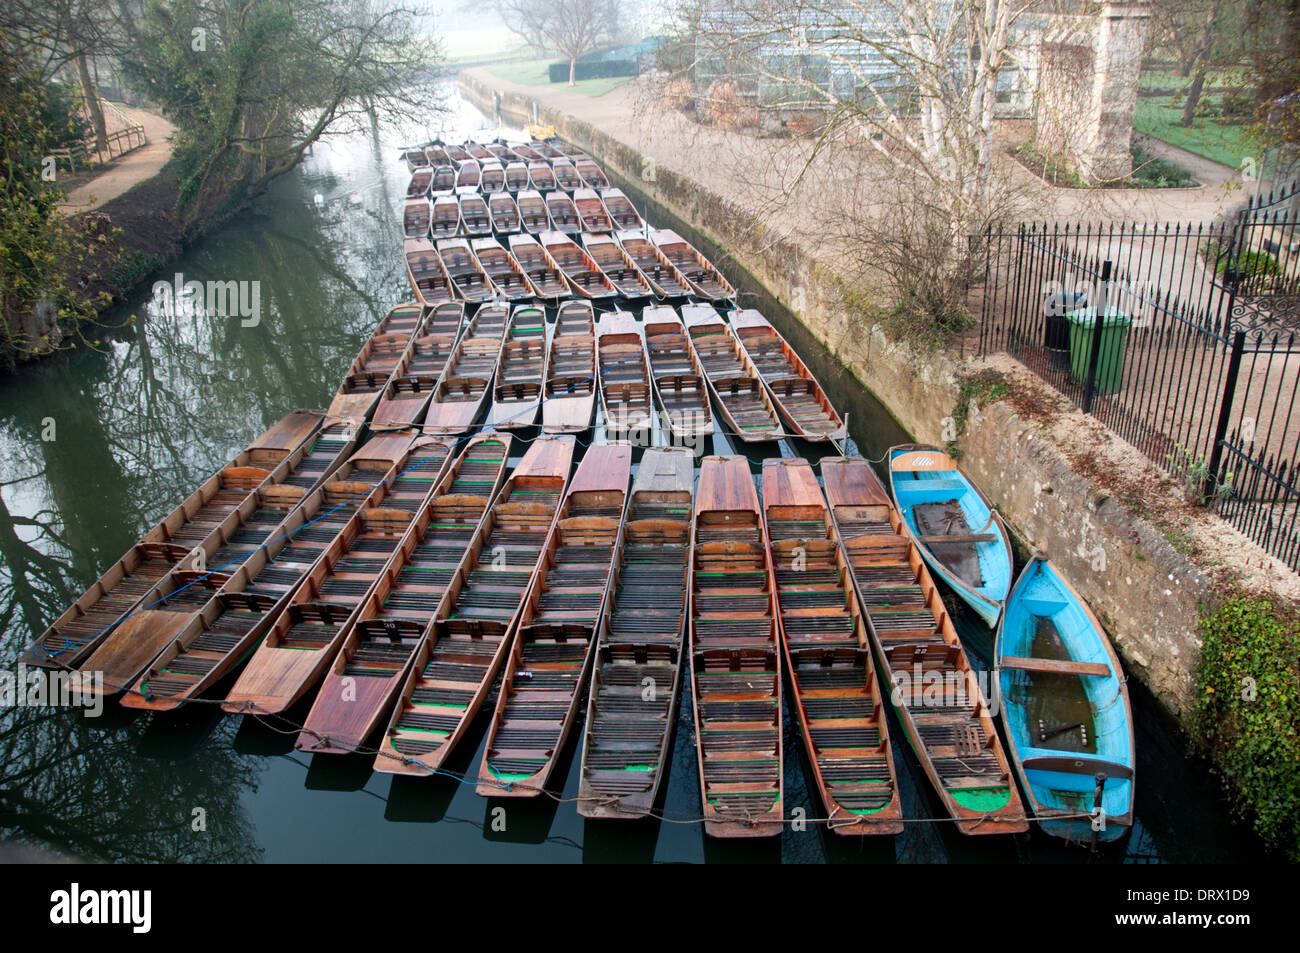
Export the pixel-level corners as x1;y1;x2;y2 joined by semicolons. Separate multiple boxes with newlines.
547;59;638;83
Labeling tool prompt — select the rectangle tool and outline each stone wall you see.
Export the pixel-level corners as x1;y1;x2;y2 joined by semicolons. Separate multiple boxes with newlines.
459;68;1207;720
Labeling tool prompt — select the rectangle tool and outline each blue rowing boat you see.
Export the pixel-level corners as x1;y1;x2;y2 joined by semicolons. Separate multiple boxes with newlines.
995;555;1135;842
886;445;1012;627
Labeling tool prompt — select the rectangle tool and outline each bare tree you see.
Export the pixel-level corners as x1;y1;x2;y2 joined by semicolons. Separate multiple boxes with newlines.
538;0;624;85
493;0;552;55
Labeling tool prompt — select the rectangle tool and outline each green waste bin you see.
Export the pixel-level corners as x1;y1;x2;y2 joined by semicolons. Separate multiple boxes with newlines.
1067;307;1131;395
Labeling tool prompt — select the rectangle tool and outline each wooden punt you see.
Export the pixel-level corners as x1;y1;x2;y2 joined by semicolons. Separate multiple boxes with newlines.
22;411;326;670
651;229;736;301
575;157;610;189
422;305;510;435
404;148;430;170
436;237;495;304
454;158;481;193
577;447;694;818
486;142;515;162
616;229;692;298
573;188;612;233
404;238;455;306
527;160;557;192
476;444;632;796
887;445;1013;628
489;192;521;234
479;159;506;193
582;232;653;299
370;305;465;431
505;161;530;192
601;189;643;231
488;305;547;429
996;555;1134;842
374;435;576;776
544;191;582;235
470;236;537;301
326;303;425;428
511;142;543;161
822;456;1029;834
466;141;493;160
458;193;492;237
507;232;570;303
683;303;781;442
406;168;432;199
760;458;903;834
643;305;715;443
516;189;551;234
121;430;384;710
551;157;583;191
430;165;456;197
542;230;617;299
430;196;460;239
554;143;587;158
424;144;450;166
296;436;513;753
542;300;599;434
443;142;472;163
403;197;431;239
729;309;846;442
221;434;455;715
531;139;562;159
689;455;783;837
597;311;655;438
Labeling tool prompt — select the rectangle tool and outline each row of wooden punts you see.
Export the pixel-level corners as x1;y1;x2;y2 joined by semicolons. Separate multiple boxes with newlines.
406;188;644;239
27;138;1134;846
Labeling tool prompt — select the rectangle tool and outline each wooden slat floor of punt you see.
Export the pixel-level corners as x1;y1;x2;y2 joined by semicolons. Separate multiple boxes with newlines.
383;471;568;766
622;238;689;296
741;335;839;435
582;492;691;802
492;309;546;421
279;426;352;490
689;326;779;437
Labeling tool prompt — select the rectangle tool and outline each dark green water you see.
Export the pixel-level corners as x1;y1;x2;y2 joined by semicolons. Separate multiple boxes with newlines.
0;88;1265;863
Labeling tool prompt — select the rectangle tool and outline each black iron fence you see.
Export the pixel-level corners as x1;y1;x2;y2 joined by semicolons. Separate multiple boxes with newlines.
978;185;1300;571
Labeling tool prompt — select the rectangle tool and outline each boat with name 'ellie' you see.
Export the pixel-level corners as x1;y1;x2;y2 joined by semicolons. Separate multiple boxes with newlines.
374;435;576;776
822;456;1028;834
476;444;632;797
578;447;695;819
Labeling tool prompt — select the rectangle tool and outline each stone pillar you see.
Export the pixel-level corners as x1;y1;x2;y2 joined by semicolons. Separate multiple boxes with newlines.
1034;1;1150;184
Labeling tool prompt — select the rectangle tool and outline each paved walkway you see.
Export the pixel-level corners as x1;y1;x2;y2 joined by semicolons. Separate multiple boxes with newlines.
59;106;176;213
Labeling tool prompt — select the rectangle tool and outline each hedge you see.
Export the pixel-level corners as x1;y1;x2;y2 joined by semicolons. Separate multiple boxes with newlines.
548;59;638;83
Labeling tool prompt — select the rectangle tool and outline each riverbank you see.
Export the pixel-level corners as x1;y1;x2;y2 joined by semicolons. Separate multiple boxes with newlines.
459;67;1299;726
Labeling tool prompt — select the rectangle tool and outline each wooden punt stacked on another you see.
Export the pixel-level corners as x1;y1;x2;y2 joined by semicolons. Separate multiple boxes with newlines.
651;229;737;301
578;447;695;818
545;192;582;236
683;304;781;442
122;432;411;712
542;301;598;434
729;309;846;441
477;444;632;796
431;196;460;239
551;158;583;191
454;158;481;193
422;305;510;436
575;157;610;189
601;190;643;231
407;168;432;198
296;436;513;754
221;435;454;715
489;305;547;430
508;233;569;303
573;189;612;233
458;194;492;236
760;458;903;834
517;190;551;234
479;160;506;193
689;455;783;837
404;198;431;239
429;165;456;197
22;411;326;671
369;304;465;431
505;161;530;191
596;311;654;438
822;457;1029;835
616;230;691;298
582;232;653;299
374;435;576;776
466;141;493;160
489;192;521;234
404;238;455;307
471;237;536;301
643;306;714;444
327;303;425;428
436;238;495;304
527;161;557;192
542;231;616;299
404;148;430;170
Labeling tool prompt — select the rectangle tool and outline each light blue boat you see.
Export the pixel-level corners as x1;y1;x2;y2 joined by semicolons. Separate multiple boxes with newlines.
995;556;1135;843
887;444;1012;627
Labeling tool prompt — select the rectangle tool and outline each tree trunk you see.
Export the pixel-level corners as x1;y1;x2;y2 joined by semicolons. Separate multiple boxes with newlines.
1182;71;1208;126
1180;1;1220;128
569;57;577;86
75;53;109;156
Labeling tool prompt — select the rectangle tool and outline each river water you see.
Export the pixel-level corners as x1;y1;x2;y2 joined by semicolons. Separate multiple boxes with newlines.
0;84;1264;863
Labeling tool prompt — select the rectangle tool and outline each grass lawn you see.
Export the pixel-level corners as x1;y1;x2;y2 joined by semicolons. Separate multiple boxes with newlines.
486;59;634;97
1134;69;1257;169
